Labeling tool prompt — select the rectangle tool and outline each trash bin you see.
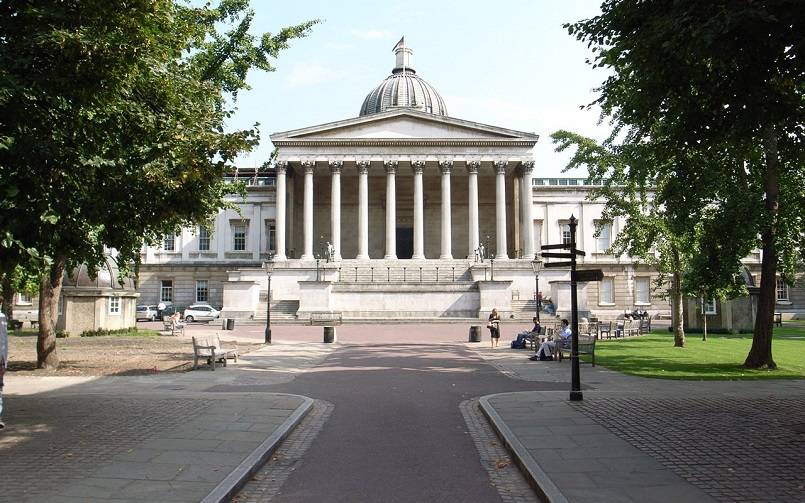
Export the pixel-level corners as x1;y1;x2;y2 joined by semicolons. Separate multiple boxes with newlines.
226;318;235;331
323;326;336;343
468;325;482;342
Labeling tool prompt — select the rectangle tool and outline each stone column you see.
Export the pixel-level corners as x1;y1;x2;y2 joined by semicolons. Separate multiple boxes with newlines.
440;160;453;259
274;161;287;260
356;161;370;260
384;160;398;260
412;161;425;259
520;161;535;259
330;161;343;260
301;161;315;260
467;161;480;260
495;161;508;259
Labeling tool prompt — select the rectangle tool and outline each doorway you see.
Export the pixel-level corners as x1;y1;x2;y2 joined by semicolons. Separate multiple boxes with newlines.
396;227;414;259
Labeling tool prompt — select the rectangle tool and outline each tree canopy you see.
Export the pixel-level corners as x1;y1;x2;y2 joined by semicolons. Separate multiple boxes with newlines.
565;0;804;368
0;0;317;367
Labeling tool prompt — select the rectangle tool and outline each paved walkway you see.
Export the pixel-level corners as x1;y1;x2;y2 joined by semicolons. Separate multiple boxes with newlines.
0;342;335;502
470;344;805;503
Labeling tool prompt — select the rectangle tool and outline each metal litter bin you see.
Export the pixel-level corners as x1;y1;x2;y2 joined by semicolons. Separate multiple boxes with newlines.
226;318;235;330
468;325;482;342
323;326;336;343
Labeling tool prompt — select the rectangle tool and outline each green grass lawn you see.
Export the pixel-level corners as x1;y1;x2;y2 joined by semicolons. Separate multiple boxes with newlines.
594;321;805;380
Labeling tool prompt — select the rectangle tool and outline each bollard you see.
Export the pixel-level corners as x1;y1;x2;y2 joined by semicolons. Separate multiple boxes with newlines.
468;325;482;342
323;326;337;343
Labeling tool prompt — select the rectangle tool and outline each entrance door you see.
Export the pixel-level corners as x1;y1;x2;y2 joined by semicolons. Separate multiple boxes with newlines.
396;227;414;259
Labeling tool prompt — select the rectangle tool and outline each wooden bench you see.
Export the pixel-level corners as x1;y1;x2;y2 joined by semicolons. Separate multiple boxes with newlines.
192;335;238;370
309;312;343;326
557;335;596;366
162;319;185;336
524;326;546;351
638;317;651;334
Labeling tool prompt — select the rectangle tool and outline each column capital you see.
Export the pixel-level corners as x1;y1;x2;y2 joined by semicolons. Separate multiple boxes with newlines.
275;161;288;175
520;160;534;175
302;160;316;175
494;160;508;175
357;160;370;175
439;160;453;175
329;160;343;174
466;160;481;174
384;160;398;174
411;160;425;174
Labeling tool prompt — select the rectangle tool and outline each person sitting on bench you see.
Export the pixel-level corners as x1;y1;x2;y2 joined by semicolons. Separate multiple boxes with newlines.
531;319;571;361
512;318;541;349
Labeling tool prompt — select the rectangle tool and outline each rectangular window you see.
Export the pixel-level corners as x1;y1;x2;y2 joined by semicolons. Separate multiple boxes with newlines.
703;298;717;314
776;278;789;302
265;221;276;252
596;221;612;253
17;293;32;305
195;280;209;303
599;277;614;304
108;297;121;315
232;221;247;251
560;223;571;245
635;277;651;305
160;280;173;303
198;226;210;251
163;234;175;251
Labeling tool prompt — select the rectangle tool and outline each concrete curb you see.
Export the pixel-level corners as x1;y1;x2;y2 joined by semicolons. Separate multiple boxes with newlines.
479;394;569;503
201;394;315;503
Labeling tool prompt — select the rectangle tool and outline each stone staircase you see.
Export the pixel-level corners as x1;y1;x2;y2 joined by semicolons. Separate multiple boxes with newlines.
253;299;299;321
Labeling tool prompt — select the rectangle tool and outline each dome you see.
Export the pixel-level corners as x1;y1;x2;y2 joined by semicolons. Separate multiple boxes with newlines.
63;258;136;290
359;41;448;117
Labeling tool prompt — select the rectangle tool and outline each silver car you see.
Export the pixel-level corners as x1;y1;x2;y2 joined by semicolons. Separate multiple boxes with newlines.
182;304;220;323
136;305;158;321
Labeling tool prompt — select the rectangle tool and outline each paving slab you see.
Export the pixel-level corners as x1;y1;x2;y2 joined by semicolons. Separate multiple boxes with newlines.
472;344;805;503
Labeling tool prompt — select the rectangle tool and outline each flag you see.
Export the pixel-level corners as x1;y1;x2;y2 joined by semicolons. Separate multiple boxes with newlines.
392;36;404;52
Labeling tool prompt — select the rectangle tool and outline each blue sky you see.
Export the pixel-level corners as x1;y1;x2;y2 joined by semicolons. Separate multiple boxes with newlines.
231;0;609;177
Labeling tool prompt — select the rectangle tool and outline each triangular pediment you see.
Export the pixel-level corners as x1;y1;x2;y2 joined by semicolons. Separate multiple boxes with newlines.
270;110;538;143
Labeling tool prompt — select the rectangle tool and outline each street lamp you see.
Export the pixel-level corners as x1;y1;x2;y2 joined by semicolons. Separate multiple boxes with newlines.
531;254;543;323
263;252;275;344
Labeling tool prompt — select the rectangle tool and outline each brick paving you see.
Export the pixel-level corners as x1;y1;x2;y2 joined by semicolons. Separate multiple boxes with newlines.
460;399;539;503
233;400;334;502
574;397;805;503
0;396;204;502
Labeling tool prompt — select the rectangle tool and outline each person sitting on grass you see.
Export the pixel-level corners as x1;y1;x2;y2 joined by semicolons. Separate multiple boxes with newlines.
531;319;571;361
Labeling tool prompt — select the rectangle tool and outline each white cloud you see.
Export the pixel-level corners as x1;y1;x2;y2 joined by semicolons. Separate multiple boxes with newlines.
350;29;394;40
285;62;340;87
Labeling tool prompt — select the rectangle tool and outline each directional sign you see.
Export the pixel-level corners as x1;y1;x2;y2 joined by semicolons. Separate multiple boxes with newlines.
544;261;574;268
572;269;605;282
541;251;586;259
541;243;572;250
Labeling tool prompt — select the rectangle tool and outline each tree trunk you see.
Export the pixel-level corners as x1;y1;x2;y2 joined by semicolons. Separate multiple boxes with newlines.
671;246;685;347
1;276;13;320
744;125;779;369
37;256;65;369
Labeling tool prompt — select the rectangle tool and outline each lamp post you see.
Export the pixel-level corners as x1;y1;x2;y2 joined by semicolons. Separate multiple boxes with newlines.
531;255;543;323
263;252;275;344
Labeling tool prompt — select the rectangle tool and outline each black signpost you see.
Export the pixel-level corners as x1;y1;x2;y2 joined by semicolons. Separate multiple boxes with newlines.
542;215;604;402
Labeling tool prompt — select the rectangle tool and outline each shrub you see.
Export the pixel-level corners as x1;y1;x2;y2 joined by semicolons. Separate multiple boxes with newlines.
79;327;156;337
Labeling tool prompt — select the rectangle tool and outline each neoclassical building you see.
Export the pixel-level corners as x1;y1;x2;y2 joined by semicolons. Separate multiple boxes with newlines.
137;45;793;323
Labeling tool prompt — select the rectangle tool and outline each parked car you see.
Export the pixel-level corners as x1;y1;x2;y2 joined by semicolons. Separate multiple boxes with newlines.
136;305;158;321
182;304;221;323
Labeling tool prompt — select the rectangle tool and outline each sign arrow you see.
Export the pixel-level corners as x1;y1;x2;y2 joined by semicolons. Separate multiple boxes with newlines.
572;269;605;282
541;243;572;250
541;251;586;259
543;261;574;268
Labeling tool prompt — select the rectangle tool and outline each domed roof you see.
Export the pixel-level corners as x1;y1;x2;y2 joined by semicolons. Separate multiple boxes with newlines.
359;41;447;117
63;257;136;290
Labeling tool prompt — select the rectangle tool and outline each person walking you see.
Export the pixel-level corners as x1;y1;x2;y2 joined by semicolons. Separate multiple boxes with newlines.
487;308;501;348
0;312;8;430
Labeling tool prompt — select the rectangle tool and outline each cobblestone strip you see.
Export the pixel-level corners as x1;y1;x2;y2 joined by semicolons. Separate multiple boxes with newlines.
460;399;539;503
232;400;334;502
574;396;805;503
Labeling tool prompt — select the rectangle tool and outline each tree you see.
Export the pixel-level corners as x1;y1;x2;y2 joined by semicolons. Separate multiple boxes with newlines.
565;0;805;368
0;1;317;368
551;131;703;347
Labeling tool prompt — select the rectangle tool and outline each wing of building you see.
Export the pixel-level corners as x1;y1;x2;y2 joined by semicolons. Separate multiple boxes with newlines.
137;43;792;327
